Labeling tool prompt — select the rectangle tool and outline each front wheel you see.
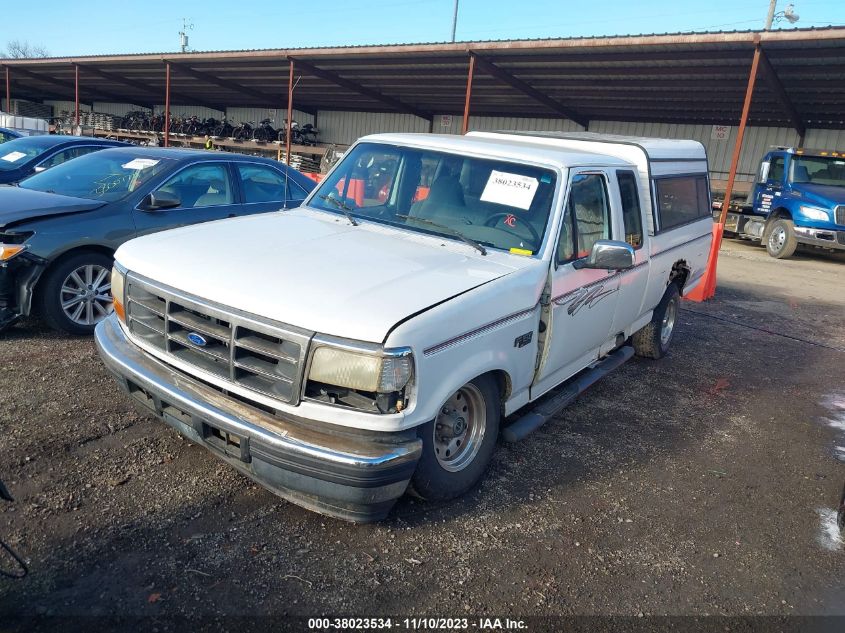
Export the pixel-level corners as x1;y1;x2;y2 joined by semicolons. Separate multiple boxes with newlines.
410;375;500;501
36;252;114;335
766;218;798;259
632;282;680;359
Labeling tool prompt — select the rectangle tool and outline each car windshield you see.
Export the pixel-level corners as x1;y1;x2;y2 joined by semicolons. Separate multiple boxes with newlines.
308;142;558;255
0;137;55;171
19;151;173;201
790;155;845;187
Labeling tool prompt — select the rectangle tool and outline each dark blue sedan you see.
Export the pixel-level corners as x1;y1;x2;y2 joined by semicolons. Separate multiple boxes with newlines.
0;147;315;334
0;135;129;184
0;128;22;144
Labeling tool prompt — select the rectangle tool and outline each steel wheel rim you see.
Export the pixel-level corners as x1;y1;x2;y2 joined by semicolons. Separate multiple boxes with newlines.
660;296;678;347
433;384;486;473
60;264;113;326
769;226;786;252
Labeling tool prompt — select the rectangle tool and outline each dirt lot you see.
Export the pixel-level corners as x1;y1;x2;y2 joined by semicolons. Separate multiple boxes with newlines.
1;239;844;630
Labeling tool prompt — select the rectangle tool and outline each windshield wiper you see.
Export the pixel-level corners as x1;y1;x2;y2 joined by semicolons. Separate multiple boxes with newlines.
317;194;358;226
395;214;487;256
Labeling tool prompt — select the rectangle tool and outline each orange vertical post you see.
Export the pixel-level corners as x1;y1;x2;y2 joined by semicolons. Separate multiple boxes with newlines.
686;40;762;302
164;62;171;148
74;64;80;128
461;53;475;135
286;59;294;165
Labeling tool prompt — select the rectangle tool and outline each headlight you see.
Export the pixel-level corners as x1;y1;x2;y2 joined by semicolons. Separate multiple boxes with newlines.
799;205;830;221
0;244;27;261
111;264;127;322
308;345;413;393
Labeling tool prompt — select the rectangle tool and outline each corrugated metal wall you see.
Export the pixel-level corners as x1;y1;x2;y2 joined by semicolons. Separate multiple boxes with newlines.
317;111;430;145
38;97;845;182
43;100;91;115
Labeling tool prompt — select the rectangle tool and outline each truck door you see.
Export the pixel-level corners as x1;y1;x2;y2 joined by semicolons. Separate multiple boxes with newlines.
609;169;649;334
532;170;621;398
755;152;786;216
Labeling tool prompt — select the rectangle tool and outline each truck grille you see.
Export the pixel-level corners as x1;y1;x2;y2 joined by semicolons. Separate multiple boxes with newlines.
125;274;312;406
836;205;845;226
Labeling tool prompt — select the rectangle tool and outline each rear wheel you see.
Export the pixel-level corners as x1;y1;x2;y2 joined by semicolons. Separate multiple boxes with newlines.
410;375;500;501
766;218;798;259
632;282;680;359
37;252;113;335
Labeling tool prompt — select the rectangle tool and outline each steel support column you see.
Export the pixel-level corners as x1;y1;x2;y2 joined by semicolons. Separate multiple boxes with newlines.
286;60;294;165
74;64;80;127
461;54;475;135
688;40;763;303
719;43;762;225
164;62;171;148
5;67;9;113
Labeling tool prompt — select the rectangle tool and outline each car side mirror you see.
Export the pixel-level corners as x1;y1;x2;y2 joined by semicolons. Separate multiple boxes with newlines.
573;240;635;270
144;190;181;211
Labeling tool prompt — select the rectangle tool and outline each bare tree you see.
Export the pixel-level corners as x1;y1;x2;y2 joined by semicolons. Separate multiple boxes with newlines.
3;40;49;59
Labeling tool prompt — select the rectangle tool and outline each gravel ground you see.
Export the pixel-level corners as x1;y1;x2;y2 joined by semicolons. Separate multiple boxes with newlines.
1;239;844;631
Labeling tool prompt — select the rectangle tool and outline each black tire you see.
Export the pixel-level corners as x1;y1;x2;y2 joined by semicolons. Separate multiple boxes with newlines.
632;282;680;360
410;374;500;501
36;251;114;335
765;218;798;259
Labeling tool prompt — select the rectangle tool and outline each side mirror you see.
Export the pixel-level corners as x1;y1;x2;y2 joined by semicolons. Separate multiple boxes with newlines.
573;240;635;270
144;190;181;211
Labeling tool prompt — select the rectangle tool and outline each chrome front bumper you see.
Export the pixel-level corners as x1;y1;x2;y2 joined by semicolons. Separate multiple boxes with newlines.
95;314;422;522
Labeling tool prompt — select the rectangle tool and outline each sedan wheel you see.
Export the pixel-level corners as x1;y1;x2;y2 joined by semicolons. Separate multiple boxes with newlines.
37;252;115;335
60;264;113;326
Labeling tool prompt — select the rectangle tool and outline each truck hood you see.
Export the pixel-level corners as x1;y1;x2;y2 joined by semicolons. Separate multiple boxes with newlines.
791;183;845;207
116;208;527;343
0;186;107;228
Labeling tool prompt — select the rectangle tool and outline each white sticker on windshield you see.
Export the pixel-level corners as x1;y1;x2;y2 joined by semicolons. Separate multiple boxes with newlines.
480;170;539;210
122;158;160;170
1;151;27;163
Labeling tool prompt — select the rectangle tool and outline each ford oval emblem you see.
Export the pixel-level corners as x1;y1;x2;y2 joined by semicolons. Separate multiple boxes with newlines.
186;332;208;347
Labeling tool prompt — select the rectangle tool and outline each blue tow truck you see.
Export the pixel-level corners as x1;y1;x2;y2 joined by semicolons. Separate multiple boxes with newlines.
724;147;845;258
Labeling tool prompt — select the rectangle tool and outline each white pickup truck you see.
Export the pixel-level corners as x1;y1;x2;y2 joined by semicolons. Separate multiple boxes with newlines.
95;131;713;522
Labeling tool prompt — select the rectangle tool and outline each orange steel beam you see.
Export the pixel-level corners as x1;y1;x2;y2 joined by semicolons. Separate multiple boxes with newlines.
164;62;171;148
719;43;762;225
461;54;474;135
286;60;294;166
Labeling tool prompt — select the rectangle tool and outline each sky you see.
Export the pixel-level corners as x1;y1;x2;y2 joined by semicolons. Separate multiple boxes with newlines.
4;0;844;56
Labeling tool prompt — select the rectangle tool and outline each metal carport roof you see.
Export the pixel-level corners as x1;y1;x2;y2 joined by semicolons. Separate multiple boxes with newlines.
3;27;845;133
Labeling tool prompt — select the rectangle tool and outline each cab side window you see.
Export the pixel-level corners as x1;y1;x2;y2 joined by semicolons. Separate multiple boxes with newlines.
156;163;234;209
768;156;785;184
557;173;611;264
616;170;643;249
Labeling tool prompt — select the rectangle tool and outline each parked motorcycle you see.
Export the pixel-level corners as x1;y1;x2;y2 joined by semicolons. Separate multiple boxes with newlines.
252;118;277;142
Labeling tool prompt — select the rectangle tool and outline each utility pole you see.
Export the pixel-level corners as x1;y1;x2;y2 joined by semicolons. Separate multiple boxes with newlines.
179;18;194;53
764;0;777;29
451;0;459;42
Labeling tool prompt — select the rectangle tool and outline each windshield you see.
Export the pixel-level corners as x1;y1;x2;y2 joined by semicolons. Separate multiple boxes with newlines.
790;155;845;187
309;142;558;255
0;137;54;171
20;151;173;201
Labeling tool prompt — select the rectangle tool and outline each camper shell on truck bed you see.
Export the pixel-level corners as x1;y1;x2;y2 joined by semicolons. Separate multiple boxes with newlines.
96;131;713;522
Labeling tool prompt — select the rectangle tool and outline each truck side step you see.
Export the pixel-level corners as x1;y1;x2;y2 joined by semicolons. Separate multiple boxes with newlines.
502;345;634;443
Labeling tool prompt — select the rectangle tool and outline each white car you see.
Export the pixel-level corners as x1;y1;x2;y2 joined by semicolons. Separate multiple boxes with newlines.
95;131;713;522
